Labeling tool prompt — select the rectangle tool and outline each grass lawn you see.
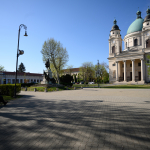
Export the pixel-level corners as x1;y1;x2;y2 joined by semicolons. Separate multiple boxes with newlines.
73;83;150;88
101;84;150;89
73;84;105;88
21;86;75;92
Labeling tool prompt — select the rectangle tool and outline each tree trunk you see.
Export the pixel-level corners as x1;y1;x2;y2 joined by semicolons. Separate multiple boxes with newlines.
57;71;60;84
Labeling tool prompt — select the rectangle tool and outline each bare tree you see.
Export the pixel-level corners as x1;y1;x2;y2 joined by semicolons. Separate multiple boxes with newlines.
41;38;69;84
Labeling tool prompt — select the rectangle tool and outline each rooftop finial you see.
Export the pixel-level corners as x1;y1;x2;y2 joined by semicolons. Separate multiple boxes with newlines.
113;18;117;25
147;6;150;15
136;9;142;19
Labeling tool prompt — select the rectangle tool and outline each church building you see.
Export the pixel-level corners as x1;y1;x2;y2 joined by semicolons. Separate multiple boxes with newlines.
108;8;150;84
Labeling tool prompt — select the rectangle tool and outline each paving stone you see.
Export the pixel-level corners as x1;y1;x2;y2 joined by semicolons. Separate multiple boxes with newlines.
0;89;150;150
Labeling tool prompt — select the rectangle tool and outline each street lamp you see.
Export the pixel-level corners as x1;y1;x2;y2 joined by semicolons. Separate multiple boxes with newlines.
14;24;28;97
96;60;100;88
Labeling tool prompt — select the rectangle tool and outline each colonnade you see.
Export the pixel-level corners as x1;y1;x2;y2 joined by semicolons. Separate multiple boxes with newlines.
116;59;144;82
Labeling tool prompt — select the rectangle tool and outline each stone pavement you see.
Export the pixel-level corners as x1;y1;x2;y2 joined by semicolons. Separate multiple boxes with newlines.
0;88;150;150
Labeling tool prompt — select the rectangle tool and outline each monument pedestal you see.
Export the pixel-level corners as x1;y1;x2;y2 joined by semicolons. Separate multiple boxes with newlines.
41;69;53;84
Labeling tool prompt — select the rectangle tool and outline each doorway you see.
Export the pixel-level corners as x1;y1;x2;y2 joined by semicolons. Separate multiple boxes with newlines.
130;72;132;81
138;72;141;81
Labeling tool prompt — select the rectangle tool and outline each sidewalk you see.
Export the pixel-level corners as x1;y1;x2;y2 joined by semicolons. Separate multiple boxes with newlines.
0;89;150;150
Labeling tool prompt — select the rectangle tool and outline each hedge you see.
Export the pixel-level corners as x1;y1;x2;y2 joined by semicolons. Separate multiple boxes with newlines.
21;83;37;87
0;84;21;97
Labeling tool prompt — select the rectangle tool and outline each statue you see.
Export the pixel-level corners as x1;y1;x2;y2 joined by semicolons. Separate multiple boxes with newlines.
45;59;50;69
41;58;56;84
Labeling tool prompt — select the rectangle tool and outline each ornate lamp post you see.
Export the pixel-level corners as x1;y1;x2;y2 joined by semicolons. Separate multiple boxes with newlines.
14;24;28;97
96;60;100;88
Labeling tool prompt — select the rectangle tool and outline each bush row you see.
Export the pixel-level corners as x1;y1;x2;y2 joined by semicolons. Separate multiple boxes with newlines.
21;83;37;87
0;84;21;97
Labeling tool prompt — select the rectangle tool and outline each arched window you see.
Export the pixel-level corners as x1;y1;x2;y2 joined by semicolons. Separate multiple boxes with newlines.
126;42;127;48
146;39;150;48
112;46;115;53
134;39;138;46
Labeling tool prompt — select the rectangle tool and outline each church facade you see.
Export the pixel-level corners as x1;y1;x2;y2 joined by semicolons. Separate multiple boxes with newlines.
108;8;150;84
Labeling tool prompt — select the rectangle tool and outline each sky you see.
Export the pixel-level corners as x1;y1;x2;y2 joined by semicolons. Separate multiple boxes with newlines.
0;0;150;73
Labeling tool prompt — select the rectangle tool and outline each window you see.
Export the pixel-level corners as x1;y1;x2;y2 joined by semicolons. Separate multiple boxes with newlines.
134;39;138;46
113;32;114;34
138;63;141;66
146;39;150;48
120;46;121;53
8;79;11;84
112;46;115;53
20;79;23;83
112;63;115;66
130;64;132;67
122;64;124;67
147;23;149;25
126;42;127;48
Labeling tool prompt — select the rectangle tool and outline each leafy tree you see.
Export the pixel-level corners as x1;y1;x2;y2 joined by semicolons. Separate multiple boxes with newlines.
60;74;73;86
95;62;109;83
41;38;69;84
0;65;5;71
18;62;26;72
66;65;74;75
79;62;95;83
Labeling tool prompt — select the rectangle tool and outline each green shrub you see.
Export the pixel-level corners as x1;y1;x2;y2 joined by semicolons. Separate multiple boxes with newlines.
0;84;21;97
21;83;37;87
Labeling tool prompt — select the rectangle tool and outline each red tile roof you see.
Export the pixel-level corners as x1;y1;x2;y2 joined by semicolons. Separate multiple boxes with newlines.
0;71;43;76
62;68;80;73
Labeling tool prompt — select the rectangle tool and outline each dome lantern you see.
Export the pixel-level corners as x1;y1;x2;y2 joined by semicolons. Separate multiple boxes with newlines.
136;10;142;19
111;19;120;31
144;6;150;22
146;6;150;15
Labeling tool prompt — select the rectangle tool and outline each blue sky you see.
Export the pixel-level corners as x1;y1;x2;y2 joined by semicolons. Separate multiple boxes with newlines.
0;0;150;73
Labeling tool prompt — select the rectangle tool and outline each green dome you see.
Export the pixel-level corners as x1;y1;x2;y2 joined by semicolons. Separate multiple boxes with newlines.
127;18;144;34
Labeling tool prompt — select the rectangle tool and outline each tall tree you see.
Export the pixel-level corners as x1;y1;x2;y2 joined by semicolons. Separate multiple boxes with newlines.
66;65;74;75
0;65;5;71
18;62;26;72
41;38;69;84
79;62;95;83
95;62;109;82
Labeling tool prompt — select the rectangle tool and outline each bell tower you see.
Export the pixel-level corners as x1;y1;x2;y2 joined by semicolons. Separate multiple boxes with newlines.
109;19;122;56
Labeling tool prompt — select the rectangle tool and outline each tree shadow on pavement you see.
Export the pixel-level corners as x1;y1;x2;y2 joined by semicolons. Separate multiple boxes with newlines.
0;95;150;150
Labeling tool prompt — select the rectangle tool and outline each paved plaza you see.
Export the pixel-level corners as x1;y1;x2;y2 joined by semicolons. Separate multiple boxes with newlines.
0;88;150;150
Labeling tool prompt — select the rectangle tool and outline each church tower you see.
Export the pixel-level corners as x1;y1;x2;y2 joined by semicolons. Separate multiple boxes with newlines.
108;19;122;56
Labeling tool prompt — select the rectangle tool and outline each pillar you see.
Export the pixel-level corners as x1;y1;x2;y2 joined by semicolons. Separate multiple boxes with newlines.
141;59;144;81
109;41;111;54
142;33;145;48
116;61;118;81
117;40;119;54
132;60;135;82
124;60;126;81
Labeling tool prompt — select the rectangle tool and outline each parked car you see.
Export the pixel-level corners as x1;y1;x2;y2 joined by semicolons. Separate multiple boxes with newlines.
88;82;95;84
80;81;84;84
